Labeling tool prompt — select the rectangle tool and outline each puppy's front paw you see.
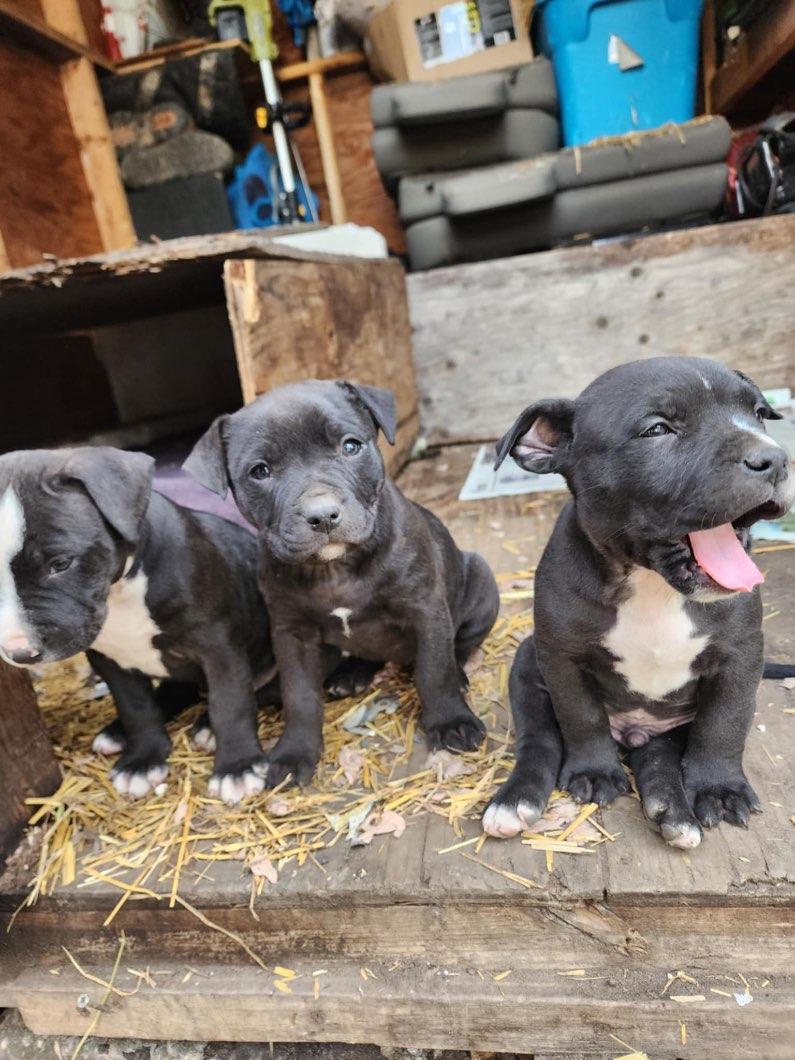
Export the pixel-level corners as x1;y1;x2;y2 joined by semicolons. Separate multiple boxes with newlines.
111;748;170;799
266;745;320;788
559;755;629;807
682;757;761;829
483;784;545;839
93;719;126;756
208;755;268;806
426;711;485;754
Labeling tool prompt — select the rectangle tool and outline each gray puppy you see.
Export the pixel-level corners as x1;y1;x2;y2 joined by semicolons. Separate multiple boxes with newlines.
483;357;793;849
0;447;274;804
185;379;500;786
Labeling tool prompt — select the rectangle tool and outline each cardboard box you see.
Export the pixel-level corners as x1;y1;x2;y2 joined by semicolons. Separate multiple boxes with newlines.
367;0;533;83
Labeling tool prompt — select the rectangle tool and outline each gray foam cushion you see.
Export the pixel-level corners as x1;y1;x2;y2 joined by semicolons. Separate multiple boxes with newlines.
405;163;728;270
370;59;558;128
397;117;731;223
372;109;560;188
553;117;731;189
400;156;557;224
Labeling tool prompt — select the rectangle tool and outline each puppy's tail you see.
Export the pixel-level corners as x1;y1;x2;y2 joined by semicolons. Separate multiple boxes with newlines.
482;636;563;837
763;661;795;680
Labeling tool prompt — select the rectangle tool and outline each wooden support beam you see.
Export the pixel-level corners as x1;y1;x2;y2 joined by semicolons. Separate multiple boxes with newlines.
277;50;367;84
0;663;60;868
39;0;135;253
305;27;347;225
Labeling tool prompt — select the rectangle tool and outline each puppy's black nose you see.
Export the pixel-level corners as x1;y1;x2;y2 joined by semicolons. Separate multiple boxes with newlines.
7;647;42;665
304;499;342;534
743;446;788;480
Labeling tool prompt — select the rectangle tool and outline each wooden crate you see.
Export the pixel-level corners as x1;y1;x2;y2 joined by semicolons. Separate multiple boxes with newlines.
225;256;418;474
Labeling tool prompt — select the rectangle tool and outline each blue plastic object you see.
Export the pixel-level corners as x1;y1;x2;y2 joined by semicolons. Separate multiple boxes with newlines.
227;143;317;228
275;0;315;48
535;0;704;146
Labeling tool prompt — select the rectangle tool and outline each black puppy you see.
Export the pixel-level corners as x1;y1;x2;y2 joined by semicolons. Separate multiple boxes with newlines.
483;357;793;849
185;379;500;786
0;447;274;804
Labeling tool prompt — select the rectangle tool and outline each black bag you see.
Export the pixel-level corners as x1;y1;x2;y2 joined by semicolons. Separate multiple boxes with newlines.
736;112;795;216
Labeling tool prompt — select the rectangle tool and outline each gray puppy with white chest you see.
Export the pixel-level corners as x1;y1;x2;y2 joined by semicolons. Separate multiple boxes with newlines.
0;447;274;804
185;379;500;787
483;357;793;849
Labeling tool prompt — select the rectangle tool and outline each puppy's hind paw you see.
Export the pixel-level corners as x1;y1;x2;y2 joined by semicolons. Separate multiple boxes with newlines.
190;713;216;754
427;712;485;754
642;795;703;850
93;721;126;757
559;763;630;807
265;749;319;789
208;758;268;806
483;798;543;838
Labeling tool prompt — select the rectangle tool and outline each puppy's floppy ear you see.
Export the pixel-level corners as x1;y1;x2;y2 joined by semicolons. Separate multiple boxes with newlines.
59;447;155;544
733;369;782;420
183;415;231;496
338;381;397;445
495;399;575;473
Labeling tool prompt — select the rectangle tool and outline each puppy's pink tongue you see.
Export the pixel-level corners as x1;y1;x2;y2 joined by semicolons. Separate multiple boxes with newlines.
688;524;764;592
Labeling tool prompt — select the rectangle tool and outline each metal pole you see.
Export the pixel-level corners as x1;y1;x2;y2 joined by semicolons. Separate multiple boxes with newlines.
259;58;299;221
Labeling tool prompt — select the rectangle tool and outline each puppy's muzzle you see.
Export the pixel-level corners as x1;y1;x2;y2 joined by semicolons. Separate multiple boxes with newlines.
0;633;42;666
300;492;343;536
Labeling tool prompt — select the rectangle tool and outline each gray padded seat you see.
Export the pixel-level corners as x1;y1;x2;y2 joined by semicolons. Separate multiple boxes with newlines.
371;59;560;189
400;117;731;269
405;163;728;271
373;110;560;188
370;59;558;127
400;156;556;224
553;117;732;189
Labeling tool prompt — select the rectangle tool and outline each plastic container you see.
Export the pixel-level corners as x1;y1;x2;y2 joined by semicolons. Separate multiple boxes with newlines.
535;0;704;146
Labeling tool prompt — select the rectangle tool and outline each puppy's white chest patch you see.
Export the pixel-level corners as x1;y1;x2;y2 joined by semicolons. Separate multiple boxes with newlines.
603;568;709;700
331;606;353;638
91;572;169;678
0;487;28;644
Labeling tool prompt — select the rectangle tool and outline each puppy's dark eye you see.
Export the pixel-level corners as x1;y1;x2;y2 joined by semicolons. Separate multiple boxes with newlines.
640;422;674;438
342;438;363;455
249;462;271;481
48;557;73;575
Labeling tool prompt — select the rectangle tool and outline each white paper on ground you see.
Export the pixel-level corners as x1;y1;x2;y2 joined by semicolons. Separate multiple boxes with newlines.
458;444;568;501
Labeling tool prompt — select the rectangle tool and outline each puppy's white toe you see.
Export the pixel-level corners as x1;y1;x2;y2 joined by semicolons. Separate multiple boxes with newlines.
661;820;702;849
211;771;266;806
191;727;216;753
482;803;524;838
93;731;124;756
112;765;168;800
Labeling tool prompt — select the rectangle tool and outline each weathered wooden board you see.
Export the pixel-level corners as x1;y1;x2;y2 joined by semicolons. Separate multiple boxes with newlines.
224;257;419;475
0;663;60;867
9;956;794;1057
407;216;795;444
0;229;374;334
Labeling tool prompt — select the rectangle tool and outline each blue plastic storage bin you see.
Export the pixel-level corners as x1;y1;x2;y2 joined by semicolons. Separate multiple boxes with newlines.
536;0;704;146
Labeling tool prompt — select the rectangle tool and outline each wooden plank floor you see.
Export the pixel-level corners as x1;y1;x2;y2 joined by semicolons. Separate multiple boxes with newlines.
1;444;793;1056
